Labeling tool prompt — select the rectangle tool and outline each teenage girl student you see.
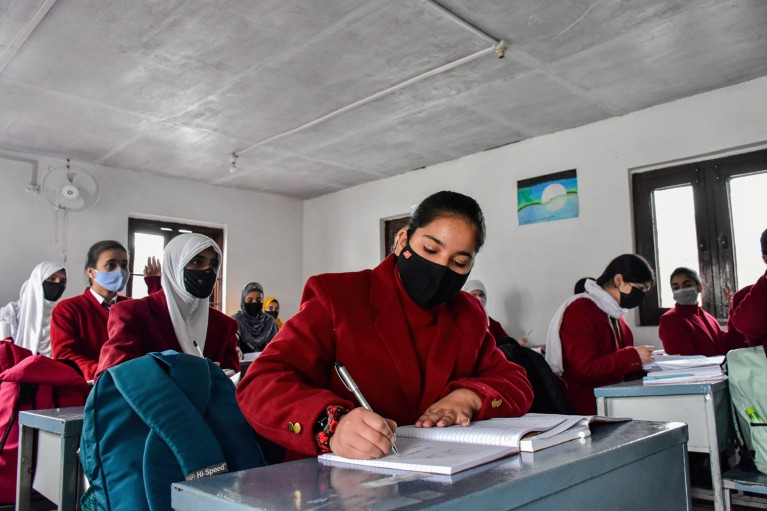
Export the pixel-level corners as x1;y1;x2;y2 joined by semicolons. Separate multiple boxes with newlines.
232;283;279;353
96;233;239;377
263;297;283;329
237;191;533;461
0;261;67;356
659;267;745;356
728;228;767;347
50;240;161;380
546;254;655;415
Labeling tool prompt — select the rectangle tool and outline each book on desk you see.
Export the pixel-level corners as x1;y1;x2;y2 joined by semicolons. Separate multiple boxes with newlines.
319;414;622;475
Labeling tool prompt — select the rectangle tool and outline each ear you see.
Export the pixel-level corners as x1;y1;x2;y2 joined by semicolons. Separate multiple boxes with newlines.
86;267;97;281
762;254;767;265
613;274;624;289
393;228;408;256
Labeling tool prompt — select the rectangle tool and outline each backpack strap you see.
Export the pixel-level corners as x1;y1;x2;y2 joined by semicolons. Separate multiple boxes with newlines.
108;352;228;480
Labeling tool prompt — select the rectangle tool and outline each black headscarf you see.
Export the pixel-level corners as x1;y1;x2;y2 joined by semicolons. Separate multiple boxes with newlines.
231;282;279;352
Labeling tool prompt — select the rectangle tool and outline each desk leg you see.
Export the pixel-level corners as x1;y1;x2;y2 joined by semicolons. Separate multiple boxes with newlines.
15;424;34;511
704;392;725;511
58;433;81;511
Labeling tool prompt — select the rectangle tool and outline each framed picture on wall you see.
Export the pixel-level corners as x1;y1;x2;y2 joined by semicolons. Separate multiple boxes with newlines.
517;169;579;225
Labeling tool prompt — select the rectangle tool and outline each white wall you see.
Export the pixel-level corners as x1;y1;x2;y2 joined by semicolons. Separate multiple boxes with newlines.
303;77;767;348
0;150;304;318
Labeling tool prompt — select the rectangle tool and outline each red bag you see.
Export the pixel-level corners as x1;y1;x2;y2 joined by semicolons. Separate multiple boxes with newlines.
0;340;90;504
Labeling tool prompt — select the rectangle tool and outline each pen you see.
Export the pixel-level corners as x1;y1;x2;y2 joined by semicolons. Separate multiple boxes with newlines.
524;329;533;338
192;340;204;358
334;362;399;455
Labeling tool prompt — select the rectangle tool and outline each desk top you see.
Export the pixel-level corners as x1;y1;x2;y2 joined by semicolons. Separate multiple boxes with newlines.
18;406;84;435
172;420;688;511
594;378;729;398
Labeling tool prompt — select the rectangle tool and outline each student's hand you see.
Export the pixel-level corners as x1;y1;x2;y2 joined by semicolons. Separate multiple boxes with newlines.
416;388;481;428
635;345;655;364
518;336;529;346
329;408;397;460
143;256;161;277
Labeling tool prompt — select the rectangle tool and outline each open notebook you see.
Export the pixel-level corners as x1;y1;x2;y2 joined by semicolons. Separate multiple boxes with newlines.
318;415;597;475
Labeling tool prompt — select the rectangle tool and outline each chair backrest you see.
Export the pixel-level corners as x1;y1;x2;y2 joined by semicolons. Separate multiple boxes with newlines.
0;340;90;505
80;351;268;511
497;339;570;415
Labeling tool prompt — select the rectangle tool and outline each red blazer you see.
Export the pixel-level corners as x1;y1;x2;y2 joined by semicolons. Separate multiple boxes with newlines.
659;304;745;356
236;255;533;459
96;289;239;377
50;290;129;380
560;298;643;415
488;316;509;341
731;271;767;347
49;277;162;380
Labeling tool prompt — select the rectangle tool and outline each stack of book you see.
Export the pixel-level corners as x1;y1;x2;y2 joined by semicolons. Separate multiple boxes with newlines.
643;355;725;385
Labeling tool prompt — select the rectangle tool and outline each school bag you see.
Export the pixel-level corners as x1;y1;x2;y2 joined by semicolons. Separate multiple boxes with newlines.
0;340;91;504
496;338;570;414
726;345;767;474
80;350;268;511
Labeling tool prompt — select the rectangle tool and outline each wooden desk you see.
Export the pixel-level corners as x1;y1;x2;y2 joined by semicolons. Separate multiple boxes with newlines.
171;420;690;511
16;407;85;511
595;379;734;511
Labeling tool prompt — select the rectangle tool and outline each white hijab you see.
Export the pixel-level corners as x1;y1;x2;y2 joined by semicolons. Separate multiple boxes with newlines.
160;233;221;357
545;278;626;375
0;261;66;356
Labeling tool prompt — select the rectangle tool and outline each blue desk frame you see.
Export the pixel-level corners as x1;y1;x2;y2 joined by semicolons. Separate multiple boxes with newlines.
172;421;690;511
595;379;734;511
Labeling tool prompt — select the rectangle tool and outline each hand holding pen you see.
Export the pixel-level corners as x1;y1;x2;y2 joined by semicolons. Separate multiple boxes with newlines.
334;362;399;456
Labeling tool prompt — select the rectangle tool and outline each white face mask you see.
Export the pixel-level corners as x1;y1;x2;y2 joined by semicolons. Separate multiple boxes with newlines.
672;287;699;306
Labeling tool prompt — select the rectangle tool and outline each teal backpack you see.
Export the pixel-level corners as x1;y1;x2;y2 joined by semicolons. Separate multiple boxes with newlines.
727;345;767;474
80;351;267;511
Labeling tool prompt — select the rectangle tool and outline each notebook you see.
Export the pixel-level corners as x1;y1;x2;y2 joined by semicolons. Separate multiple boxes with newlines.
318;415;593;475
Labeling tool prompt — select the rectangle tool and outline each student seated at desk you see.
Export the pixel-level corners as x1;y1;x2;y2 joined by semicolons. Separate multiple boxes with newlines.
659;267;745;356
0;261;66;356
96;233;239;377
462;280;528;346
729;228;767;347
263;296;283;329
50;240;161;380
546;254;655;415
237;191;533;461
232;282;279;353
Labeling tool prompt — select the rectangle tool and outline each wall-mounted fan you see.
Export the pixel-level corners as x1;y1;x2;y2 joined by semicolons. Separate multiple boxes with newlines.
41;159;100;261
41;159;100;211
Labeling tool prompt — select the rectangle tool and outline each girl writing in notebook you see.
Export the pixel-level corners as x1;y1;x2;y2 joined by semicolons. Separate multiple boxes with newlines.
237;191;533;461
546;254;655;415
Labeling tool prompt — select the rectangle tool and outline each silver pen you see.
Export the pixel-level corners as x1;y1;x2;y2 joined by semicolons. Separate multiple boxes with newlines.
334;362;399;455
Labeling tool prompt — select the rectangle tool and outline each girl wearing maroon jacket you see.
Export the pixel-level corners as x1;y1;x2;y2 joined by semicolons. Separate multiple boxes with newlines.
546;254;655;415
659;267;745;356
237;191;533;461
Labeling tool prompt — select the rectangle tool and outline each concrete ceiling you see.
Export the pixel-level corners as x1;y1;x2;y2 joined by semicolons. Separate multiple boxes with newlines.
1;0;766;199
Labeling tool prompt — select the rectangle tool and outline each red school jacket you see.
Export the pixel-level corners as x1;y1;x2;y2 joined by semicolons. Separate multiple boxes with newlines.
731;270;767;347
96;289;239;378
560;298;643;415
236;254;534;459
659;304;745;357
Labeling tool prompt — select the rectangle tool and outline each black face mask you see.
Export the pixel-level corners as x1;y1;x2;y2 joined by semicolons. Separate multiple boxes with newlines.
183;268;217;299
397;242;469;308
42;281;66;302
619;285;646;309
265;310;279;319
243;301;263;316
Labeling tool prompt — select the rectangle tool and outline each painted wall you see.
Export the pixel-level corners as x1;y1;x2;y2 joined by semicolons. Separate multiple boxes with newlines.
0;150;304;319
303;77;767;348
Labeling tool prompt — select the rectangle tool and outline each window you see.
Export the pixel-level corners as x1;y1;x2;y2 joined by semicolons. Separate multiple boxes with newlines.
127;218;225;310
632;148;767;325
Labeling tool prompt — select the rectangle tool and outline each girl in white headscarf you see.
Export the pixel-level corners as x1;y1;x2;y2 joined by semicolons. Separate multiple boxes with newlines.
0;261;67;356
96;233;239;377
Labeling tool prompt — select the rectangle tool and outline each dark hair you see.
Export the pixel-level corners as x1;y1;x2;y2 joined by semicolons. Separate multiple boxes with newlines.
596;254;654;288
86;240;127;269
761;228;767;255
406;191;486;252
573;277;592;294
669;267;701;286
